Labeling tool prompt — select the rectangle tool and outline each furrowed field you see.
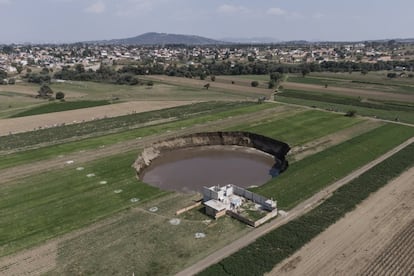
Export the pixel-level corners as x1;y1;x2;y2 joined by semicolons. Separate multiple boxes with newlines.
0;74;413;275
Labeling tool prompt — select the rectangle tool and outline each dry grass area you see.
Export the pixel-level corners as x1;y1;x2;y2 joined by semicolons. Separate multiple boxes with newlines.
267;166;414;276
145;75;273;98
282;82;414;103
0;194;250;276
0;100;198;135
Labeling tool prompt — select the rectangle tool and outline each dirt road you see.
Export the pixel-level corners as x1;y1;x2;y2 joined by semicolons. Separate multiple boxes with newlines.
268;166;414;276
0;101;197;136
175;137;414;276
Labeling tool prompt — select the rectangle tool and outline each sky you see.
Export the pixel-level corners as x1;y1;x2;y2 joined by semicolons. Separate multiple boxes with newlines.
0;0;413;43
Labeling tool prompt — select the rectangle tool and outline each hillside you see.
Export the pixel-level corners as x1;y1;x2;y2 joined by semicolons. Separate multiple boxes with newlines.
90;32;226;45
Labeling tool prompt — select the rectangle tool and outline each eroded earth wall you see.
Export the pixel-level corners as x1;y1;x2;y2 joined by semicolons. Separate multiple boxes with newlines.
133;131;290;179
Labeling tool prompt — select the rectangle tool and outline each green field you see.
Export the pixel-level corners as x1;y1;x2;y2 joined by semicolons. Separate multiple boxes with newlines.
0;101;256;152
229;109;362;146
1;75;414;275
275;94;414;124
252;123;414;209
199;141;414;276
0;102;281;170
0;151;167;257
10;100;113;118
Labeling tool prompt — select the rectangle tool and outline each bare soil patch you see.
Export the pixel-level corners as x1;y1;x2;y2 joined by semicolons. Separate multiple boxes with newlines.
283;82;414;103
0;101;197;135
267;166;414;276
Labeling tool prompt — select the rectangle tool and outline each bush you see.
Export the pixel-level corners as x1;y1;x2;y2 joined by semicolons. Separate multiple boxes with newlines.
55;91;65;100
345;110;356;117
251;81;259;87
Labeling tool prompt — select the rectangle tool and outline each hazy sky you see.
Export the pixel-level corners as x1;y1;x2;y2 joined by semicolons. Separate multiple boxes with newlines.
0;0;413;43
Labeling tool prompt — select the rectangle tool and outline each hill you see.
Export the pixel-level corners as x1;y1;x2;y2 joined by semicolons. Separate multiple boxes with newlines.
90;32;226;45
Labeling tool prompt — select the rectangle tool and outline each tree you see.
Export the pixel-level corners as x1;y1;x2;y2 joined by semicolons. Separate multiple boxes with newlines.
387;72;397;79
301;67;310;77
268;80;275;89
251;81;259;87
269;72;283;85
345;110;357;117
210;75;216;81
8;78;15;85
0;70;7;80
55;91;65;100
204;83;210;90
37;84;54;99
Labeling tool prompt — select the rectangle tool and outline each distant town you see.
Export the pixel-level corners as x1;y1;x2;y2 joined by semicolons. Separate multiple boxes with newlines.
1;35;414;84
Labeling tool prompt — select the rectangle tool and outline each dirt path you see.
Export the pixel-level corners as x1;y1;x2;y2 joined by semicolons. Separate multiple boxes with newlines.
268;166;414;276
282;82;414;102
0;101;198;136
0;105;296;184
175;137;414;276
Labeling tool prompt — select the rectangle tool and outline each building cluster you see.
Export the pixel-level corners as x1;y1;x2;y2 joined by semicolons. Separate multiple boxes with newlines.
1;42;412;73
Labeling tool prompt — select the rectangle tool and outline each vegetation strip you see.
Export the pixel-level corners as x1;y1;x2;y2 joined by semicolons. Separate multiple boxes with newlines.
252;123;414;209
0;101;254;151
279;89;414;112
198;142;414;276
9;100;113;118
0;103;278;170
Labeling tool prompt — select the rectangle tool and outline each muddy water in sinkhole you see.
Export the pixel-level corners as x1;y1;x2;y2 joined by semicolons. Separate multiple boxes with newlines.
141;146;277;193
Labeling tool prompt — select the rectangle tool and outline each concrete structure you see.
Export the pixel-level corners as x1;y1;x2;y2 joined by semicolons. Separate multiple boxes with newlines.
202;184;277;222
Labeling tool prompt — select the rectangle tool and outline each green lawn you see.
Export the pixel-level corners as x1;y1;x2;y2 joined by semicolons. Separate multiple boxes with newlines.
252;123;414;209
0;151;167;257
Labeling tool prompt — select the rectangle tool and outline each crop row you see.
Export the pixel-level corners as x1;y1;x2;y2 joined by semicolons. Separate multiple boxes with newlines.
279;89;414;112
199;142;414;276
0;101;253;151
10;100;112;118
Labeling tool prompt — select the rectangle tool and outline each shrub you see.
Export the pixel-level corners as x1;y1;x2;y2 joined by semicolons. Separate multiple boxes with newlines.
251;81;259;87
55;91;65;100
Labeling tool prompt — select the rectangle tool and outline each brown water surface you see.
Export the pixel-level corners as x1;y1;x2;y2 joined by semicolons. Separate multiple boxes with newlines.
142;146;275;193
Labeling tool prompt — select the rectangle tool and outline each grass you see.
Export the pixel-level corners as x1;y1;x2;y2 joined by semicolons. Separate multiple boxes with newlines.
0;151;167;257
275;96;414;124
0;102;279;170
10;100;113;118
47;203;249;276
251;123;414;209
229;109;362;146
279;89;414;112
50;81;249;101
0;101;255;151
199;141;414;276
287;72;414;94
